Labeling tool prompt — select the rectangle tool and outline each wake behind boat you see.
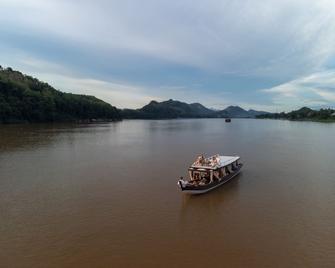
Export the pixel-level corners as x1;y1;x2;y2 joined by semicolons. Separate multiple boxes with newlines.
178;154;243;194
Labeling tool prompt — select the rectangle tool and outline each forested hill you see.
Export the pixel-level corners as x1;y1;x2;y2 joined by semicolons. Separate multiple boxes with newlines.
0;66;121;123
121;99;215;119
121;99;269;119
256;107;335;121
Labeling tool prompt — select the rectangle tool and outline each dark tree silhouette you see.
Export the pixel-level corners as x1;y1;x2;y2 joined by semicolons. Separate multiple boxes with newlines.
0;67;121;123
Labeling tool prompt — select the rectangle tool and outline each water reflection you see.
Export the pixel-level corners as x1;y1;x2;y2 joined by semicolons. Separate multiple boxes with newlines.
0;122;120;152
148;119;206;132
179;175;241;220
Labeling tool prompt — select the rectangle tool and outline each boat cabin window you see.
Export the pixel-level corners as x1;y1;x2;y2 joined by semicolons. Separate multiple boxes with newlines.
189;170;210;181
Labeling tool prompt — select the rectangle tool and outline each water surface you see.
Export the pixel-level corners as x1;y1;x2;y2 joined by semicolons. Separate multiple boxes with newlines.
1;119;335;267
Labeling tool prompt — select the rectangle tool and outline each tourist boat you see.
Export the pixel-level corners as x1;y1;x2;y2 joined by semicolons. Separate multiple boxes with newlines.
178;154;242;194
225;118;231;122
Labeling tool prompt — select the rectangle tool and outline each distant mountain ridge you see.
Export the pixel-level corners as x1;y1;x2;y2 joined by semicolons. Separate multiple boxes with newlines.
0;66;270;123
121;99;269;119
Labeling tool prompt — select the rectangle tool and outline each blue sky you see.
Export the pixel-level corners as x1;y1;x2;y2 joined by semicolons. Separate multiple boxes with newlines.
1;0;335;111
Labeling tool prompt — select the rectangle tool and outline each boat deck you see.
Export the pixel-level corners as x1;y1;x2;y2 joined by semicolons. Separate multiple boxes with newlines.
180;163;243;194
191;155;240;170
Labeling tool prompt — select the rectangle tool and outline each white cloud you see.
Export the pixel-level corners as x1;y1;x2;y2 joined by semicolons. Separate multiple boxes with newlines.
262;70;335;110
313;89;335;102
3;1;335;111
1;55;161;108
45;75;161;109
1;0;335;79
2;54;254;111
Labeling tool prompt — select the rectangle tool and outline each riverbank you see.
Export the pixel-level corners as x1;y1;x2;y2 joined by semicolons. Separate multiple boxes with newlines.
258;118;335;123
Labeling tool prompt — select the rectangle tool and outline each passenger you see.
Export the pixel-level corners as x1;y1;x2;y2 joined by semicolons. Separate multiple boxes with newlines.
204;157;210;166
212;156;218;166
214;171;221;181
221;167;225;177
192;173;199;183
195;155;201;165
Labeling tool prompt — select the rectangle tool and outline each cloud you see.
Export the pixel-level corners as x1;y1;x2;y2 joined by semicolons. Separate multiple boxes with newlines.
1;56;161;108
313;89;335;102
2;0;335;78
262;70;335;110
45;75;161;109
2;0;335;111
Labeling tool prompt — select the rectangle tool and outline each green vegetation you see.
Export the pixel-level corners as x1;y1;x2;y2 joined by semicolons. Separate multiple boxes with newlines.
0;66;121;123
257;107;335;122
121;99;215;119
121;99;269;119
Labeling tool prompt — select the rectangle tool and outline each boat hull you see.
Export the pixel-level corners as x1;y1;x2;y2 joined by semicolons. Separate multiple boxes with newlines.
178;164;242;194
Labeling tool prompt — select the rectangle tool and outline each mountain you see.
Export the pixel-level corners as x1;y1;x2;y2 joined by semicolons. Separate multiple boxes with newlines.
0;66;121;123
121;99;215;119
0;66;270;123
248;109;270;117
189;102;215;116
215;106;269;118
121;100;269;119
221;106;251;118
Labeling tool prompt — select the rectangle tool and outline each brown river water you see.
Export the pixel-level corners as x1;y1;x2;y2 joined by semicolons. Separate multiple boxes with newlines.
1;119;335;267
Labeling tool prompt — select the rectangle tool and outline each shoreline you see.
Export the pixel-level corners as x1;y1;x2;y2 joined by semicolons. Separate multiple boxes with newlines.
2;117;335;125
257;118;335;123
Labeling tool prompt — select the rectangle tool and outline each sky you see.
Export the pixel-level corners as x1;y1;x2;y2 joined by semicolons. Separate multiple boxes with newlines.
1;0;335;111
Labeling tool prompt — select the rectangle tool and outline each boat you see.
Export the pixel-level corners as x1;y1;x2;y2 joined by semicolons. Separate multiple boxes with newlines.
225;118;231;122
178;154;243;194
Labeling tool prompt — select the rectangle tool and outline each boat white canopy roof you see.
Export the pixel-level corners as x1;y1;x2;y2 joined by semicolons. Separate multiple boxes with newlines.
190;155;240;170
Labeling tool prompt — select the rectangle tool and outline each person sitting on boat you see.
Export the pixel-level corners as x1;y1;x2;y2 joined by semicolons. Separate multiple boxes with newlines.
195;154;205;166
213;170;220;180
201;175;210;184
192;173;199;181
220;167;225;177
210;156;217;166
190;174;200;186
194;156;200;165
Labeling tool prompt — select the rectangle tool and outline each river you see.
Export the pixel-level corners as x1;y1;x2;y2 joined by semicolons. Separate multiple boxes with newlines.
1;119;335;267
